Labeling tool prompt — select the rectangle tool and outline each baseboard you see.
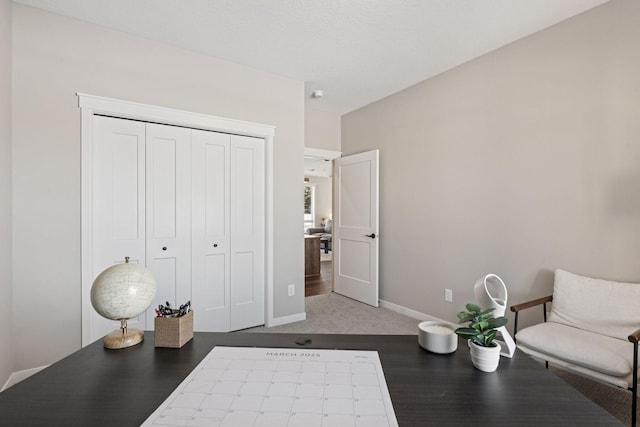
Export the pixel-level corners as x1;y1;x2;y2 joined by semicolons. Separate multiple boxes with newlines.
266;311;306;327
379;299;458;328
1;365;48;391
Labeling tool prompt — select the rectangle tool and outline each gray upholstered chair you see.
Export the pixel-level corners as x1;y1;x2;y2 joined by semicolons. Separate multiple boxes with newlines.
511;269;640;426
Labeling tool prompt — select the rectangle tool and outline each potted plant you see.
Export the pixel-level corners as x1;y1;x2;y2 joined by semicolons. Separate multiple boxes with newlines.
455;303;508;372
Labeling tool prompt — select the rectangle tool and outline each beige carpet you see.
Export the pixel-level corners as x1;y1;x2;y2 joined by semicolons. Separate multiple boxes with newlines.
241;292;633;425
550;366;631;426
243;292;419;335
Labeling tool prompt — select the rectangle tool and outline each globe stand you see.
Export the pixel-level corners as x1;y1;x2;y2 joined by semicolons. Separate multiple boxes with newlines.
91;256;157;350
104;319;144;350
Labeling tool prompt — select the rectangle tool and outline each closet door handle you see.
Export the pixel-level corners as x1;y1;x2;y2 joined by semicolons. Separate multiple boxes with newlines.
365;233;376;239
213;244;218;248
162;246;167;251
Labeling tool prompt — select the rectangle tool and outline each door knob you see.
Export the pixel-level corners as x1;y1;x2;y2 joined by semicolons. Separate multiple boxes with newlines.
162;246;167;251
213;244;218;248
365;233;376;239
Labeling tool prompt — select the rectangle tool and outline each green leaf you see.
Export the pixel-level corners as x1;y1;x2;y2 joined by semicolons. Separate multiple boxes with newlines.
456;333;475;340
487;317;508;329
454;328;477;339
474;321;489;331
466;303;481;313
457;312;475;323
471;336;484;346
479;312;493;321
480;308;495;316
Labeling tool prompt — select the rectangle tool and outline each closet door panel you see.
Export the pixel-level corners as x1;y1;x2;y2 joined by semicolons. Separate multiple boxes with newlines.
201;253;227;309
230;135;265;330
234;147;255;234
91;116;146;342
192;130;231;331
150;139;178;237
204;144;227;236
146;124;192;328
235;252;255;303
151;258;179;308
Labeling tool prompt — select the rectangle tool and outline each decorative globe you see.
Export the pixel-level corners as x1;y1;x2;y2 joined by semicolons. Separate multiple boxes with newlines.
91;261;157;320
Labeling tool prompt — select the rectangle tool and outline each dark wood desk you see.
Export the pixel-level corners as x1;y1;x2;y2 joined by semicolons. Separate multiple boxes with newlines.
0;333;622;426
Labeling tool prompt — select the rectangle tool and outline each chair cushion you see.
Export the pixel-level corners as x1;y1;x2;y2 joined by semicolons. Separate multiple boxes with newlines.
516;322;633;377
549;269;640;340
516;345;631;389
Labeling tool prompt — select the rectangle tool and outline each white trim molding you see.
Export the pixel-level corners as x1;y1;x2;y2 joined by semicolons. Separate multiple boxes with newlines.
379;299;457;328
268;312;306;327
303;147;341;160
78;93;276;345
78;93;275;138
2;366;48;391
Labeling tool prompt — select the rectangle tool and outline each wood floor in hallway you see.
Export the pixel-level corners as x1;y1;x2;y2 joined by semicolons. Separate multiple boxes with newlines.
305;260;332;296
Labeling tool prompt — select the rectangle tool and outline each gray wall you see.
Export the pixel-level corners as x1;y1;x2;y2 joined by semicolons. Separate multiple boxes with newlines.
305;107;341;152
304;108;340;228
11;4;304;371
342;0;640;328
0;0;13;386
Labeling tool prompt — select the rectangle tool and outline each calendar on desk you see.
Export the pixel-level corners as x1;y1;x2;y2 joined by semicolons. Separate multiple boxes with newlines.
142;346;398;427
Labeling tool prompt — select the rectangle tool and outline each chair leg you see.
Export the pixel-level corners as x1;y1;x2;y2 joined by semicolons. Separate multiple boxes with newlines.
633;342;638;427
541;305;549;370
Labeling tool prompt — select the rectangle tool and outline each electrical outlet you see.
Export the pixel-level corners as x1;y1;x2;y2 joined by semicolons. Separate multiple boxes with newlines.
445;288;453;303
288;284;295;297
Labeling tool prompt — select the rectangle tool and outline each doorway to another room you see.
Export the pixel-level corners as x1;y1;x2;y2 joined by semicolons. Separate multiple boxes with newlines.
304;148;340;297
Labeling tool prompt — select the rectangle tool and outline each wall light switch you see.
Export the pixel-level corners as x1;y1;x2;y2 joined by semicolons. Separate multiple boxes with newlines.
288;284;295;297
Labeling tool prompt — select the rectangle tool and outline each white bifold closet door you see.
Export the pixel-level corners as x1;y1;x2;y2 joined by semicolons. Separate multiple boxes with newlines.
89;116;264;343
190;129;265;332
145;123;192;330
228;134;265;330
91;116;147;339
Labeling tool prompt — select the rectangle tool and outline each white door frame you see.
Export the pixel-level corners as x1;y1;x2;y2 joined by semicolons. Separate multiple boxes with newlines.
78;93;275;346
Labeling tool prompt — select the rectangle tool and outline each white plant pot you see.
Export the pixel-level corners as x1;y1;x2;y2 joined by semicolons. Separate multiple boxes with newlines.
469;341;501;372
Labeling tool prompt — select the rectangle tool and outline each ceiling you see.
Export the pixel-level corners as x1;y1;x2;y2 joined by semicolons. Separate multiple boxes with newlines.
14;0;609;115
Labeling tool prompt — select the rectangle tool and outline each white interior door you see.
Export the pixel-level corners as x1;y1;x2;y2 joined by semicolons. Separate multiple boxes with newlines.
230;135;265;330
145;123;192;328
90;116;147;341
191;130;231;331
333;150;379;307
